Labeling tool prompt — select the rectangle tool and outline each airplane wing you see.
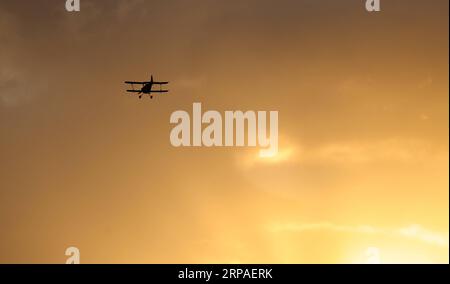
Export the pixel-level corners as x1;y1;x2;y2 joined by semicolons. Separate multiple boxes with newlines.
154;81;169;85
126;90;141;93
125;81;150;84
150;90;169;93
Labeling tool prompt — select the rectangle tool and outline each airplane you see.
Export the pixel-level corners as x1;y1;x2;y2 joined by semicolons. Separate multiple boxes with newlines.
124;75;169;99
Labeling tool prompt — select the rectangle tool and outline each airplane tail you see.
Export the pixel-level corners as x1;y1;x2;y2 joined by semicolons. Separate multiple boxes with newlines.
151;75;153;83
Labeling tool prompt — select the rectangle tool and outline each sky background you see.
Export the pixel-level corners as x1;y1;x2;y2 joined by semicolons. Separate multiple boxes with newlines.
0;0;448;263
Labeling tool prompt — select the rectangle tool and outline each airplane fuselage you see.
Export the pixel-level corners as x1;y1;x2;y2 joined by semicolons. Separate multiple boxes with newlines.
141;82;153;94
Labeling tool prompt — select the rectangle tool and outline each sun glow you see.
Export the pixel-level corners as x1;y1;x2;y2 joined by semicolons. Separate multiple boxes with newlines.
258;146;295;163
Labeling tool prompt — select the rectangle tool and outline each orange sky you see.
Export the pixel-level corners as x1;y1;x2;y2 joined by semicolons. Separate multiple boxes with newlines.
0;0;448;263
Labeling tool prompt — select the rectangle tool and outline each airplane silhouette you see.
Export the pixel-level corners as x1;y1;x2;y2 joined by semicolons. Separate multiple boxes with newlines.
125;75;169;99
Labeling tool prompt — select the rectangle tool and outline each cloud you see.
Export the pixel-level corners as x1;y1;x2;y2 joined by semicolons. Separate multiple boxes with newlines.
268;222;449;248
0;68;30;107
240;138;445;169
303;139;434;164
305;138;449;166
0;64;49;108
302;139;442;165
